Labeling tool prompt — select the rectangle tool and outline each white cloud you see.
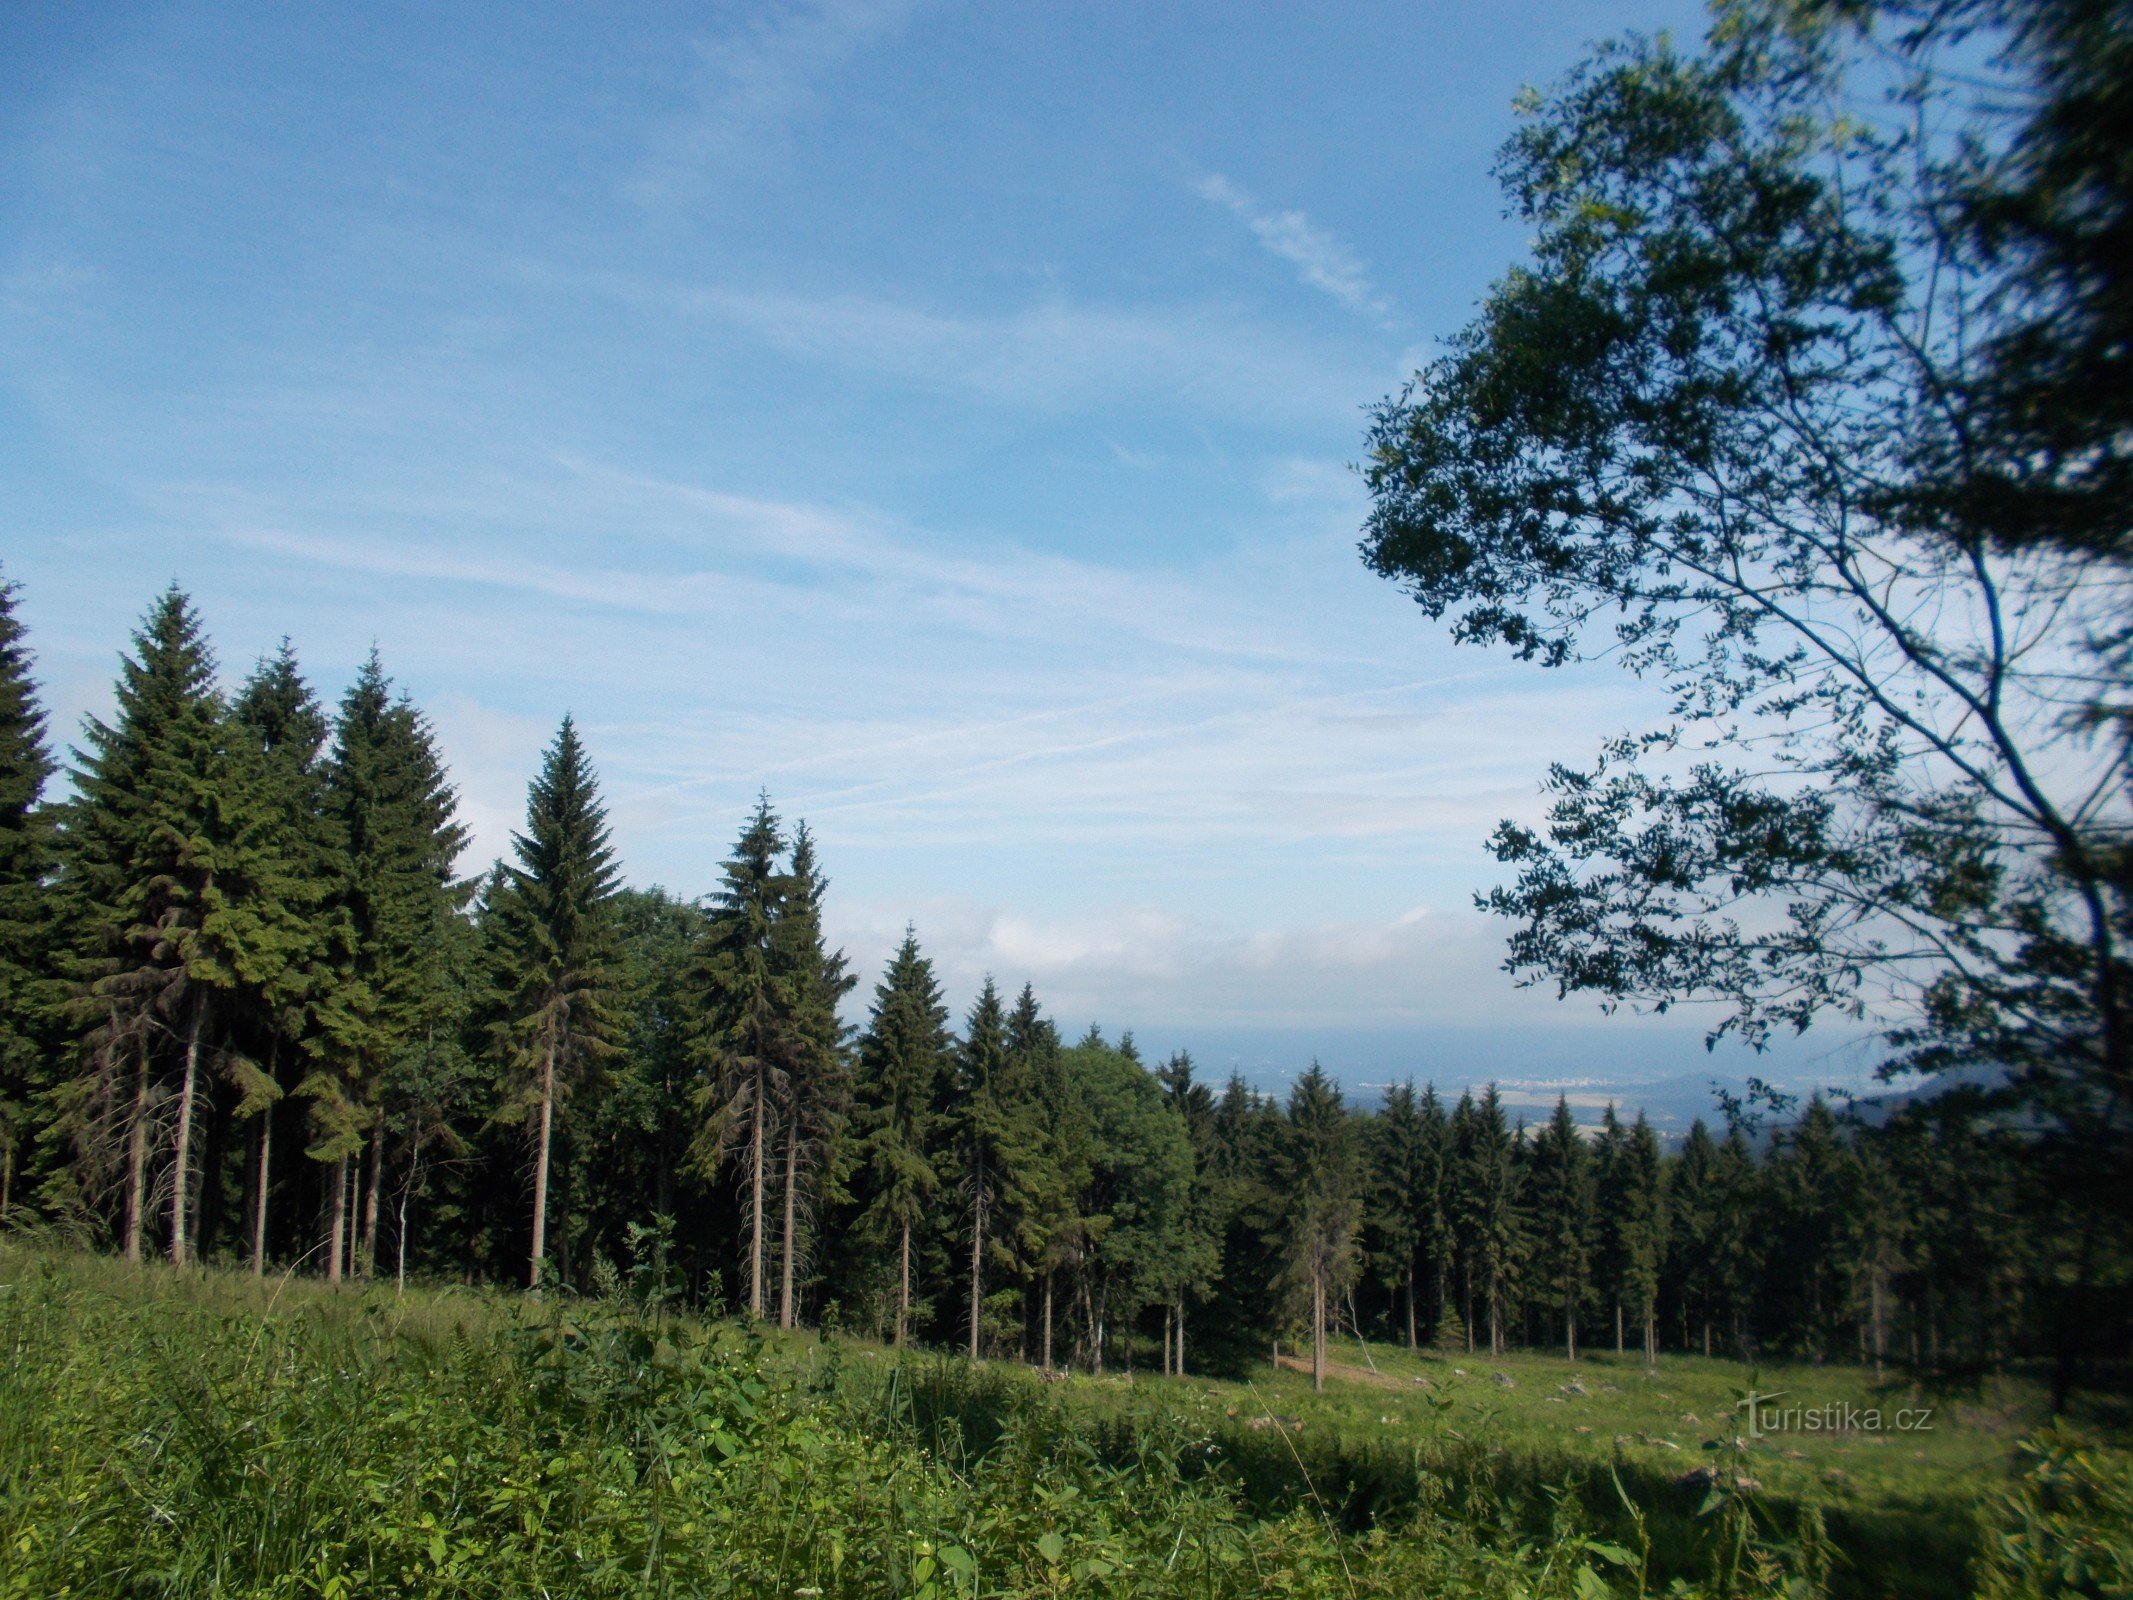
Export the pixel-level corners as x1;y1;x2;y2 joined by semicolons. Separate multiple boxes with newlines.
193;456;1662;907
826;895;1582;1031
1196;174;1390;318
557;268;1379;423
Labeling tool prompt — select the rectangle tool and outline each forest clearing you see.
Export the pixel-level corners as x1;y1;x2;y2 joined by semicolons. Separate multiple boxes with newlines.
3;1244;2124;1599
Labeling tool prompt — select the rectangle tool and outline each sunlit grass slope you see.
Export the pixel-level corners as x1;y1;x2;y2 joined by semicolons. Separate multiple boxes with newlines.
2;1246;2124;1599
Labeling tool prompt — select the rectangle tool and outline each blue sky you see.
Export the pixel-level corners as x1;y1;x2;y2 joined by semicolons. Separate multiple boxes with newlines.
1;1;1880;1102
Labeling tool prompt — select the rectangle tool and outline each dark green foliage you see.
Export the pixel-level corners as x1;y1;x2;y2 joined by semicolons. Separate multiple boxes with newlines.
0;573;52;1221
1058;1036;1196;1371
940;978;1041;1358
56;588;307;1266
226;642;336;1269
1279;1064;1361;1389
765;822;853;1328
1528;1096;1594;1359
690;796;793;1320
846;927;949;1343
486;716;619;1289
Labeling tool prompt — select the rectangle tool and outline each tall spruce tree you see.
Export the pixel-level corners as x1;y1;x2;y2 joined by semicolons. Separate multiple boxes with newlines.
769;821;852;1328
1764;1097;1857;1361
942;978;1039;1359
1020;984;1091;1370
0;573;52;1220
1367;1080;1429;1348
1607;1112;1667;1365
1529;1096;1594;1359
229;643;335;1273
61;588;302;1266
693;795;791;1319
313;654;468;1281
1459;1085;1526;1357
851;927;949;1344
1155;1048;1219;1375
1665;1119;1720;1356
489;717;618;1290
1280;1063;1361;1392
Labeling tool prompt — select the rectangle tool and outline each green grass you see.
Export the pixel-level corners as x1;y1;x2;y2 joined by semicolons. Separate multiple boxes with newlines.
878;1336;2042;1599
1;1245;2124;1599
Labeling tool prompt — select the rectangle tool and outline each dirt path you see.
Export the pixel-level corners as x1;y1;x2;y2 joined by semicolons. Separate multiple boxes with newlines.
1273;1351;1412;1390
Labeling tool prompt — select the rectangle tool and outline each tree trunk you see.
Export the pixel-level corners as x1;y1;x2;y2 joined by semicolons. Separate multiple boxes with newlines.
967;1184;985;1361
1615;1301;1624;1356
397;1147;417;1295
1312;1270;1326;1394
1567;1303;1578;1363
896;1217;911;1347
168;1006;203;1267
1406;1268;1418;1350
360;1109;384;1279
122;1036;149;1263
327;1154;349;1284
1869;1260;1887;1382
748;1065;765;1318
1176;1292;1187;1378
250;1086;274;1275
1041;1271;1054;1371
530;1030;556;1291
779;1114;798;1329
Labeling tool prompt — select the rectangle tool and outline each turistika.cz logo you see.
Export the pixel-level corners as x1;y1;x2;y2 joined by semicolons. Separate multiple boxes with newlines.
1736;1390;1934;1438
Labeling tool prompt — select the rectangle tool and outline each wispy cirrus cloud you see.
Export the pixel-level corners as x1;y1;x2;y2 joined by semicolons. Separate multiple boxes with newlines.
638;0;922;191
1196;173;1390;319
547;265;1379;422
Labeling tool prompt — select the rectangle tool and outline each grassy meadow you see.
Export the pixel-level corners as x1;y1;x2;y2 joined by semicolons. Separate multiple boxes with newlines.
3;1244;2127;1599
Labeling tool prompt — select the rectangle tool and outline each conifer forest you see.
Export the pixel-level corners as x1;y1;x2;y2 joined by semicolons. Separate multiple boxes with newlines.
0;578;2112;1394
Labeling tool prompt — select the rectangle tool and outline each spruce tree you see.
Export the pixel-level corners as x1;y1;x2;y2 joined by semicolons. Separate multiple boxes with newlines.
1665;1119;1723;1356
61;588;301;1265
1710;1122;1760;1356
1764;1097;1856;1360
228;643;334;1273
1617;1113;1667;1365
1280;1063;1361;1392
851;927;949;1344
312;654;468;1281
1020;983;1091;1369
1459;1085;1526;1357
692;795;791;1319
1529;1096;1594;1359
768;821;853;1328
488;716;618;1290
1594;1105;1631;1354
1155;1048;1219;1374
1414;1085;1455;1341
942;978;1040;1359
1447;1091;1480;1350
0;573;52;1220
1367;1080;1428;1348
